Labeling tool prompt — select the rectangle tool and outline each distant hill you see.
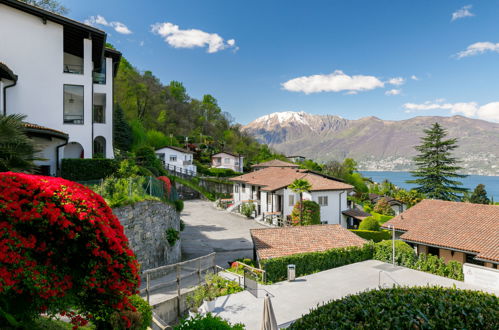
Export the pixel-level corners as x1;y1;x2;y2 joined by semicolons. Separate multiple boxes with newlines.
243;111;499;176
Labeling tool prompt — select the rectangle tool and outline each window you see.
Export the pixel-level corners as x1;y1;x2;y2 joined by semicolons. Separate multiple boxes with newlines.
64;85;84;124
224;158;231;164
318;196;328;206
235;185;239;193
170;155;177;162
93;93;106;123
93;105;105;123
288;195;295;206
156;153;165;162
93;136;106;158
428;246;439;257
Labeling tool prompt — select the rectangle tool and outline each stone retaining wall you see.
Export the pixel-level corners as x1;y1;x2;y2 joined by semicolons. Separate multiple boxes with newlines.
113;200;181;271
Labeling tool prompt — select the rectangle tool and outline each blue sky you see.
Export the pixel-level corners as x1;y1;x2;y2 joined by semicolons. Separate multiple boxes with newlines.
63;0;499;124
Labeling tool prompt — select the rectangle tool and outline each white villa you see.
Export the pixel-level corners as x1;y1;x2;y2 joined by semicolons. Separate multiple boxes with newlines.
211;152;244;173
156;146;197;175
229;166;354;226
0;0;120;175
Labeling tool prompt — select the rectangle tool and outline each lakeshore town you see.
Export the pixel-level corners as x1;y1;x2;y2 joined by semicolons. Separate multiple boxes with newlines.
0;0;498;329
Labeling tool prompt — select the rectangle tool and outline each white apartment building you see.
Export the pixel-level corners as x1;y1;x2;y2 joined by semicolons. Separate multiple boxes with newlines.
0;0;120;175
156;146;197;175
212;152;244;173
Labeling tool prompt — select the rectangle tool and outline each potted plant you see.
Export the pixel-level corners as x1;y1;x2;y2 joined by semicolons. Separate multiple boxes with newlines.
202;281;218;313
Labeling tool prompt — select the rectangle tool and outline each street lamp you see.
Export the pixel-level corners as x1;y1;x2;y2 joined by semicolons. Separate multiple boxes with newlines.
388;224;395;266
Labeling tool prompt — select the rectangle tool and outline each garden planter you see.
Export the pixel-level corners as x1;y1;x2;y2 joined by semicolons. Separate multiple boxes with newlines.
203;299;216;312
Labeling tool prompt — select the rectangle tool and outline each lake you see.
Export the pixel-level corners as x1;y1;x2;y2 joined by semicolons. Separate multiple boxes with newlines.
359;171;499;201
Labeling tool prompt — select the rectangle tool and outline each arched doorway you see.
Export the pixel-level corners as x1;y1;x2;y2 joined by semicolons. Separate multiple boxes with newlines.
93;136;106;158
63;142;84;159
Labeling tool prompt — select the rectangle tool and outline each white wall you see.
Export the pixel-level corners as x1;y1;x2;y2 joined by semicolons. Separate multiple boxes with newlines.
212;153;243;172
32;136;66;176
309;190;349;226
463;263;499;291
156;147;196;174
93;57;114;159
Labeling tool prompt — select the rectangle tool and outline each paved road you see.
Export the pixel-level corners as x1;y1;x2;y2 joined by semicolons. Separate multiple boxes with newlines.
181;199;265;267
212;260;498;330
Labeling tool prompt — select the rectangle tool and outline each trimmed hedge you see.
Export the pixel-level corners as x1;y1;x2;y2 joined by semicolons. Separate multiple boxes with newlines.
358;216;380;231
61;158;119;181
289;287;499;329
261;244;373;283
350;229;391;242
373;239;418;266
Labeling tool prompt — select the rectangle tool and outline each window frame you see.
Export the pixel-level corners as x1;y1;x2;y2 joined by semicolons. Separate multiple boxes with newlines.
288;195;295;206
169;155;177;162
318;196;328;206
63;84;84;125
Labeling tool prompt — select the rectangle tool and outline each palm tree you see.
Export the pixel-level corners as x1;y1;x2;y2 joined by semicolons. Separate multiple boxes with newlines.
0;114;38;173
289;178;312;225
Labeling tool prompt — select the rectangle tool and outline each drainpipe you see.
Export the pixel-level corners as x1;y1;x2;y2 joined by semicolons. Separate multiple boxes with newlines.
2;79;17;116
55;139;69;176
338;190;345;226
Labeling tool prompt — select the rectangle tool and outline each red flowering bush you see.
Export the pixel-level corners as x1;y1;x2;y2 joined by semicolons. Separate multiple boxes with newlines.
291;200;321;226
0;172;140;328
157;176;172;199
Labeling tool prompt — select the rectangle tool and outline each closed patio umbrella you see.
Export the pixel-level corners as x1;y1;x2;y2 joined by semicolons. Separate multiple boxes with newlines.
261;294;278;330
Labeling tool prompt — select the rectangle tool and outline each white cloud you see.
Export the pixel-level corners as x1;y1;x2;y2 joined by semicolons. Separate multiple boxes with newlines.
387;77;405;86
451;5;474;21
411;75;419;81
85;15;132;34
456;41;499;58
403;99;499;122
281;70;385;94
151;22;236;53
385;89;401;96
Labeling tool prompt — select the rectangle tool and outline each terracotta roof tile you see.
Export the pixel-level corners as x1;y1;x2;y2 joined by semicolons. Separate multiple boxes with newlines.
251;159;299;168
251;225;366;260
230;167;353;192
22;122;68;138
383;199;499;263
342;208;372;220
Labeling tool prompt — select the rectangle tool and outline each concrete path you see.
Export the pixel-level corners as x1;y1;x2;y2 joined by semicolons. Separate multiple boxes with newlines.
212;260;498;330
180;200;265;267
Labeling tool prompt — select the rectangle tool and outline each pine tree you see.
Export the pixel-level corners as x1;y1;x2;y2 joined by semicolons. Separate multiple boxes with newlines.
113;105;132;152
469;184;490;204
407;122;467;201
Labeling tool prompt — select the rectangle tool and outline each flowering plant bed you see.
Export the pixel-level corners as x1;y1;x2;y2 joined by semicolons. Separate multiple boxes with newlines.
0;172;140;328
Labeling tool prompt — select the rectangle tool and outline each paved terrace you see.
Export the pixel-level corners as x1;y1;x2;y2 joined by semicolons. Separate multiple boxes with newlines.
213;260;498;330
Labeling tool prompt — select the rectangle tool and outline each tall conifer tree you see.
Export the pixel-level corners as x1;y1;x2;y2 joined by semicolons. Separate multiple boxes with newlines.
407;123;467;201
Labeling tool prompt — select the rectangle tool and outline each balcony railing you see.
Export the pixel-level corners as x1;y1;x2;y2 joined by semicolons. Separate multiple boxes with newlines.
93;72;106;85
64;64;83;75
64;114;84;125
183;160;192;165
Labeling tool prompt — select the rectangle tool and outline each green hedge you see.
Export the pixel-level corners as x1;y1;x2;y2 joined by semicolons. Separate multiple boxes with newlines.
289;287;499;329
358;216;380;231
61;158;119;181
261;244;373;283
350;229;391;242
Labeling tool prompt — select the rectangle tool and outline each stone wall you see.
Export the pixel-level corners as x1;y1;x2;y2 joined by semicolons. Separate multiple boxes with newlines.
113;200;181;271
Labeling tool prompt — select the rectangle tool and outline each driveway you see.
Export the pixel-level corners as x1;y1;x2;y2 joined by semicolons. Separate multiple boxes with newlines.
181;200;265;267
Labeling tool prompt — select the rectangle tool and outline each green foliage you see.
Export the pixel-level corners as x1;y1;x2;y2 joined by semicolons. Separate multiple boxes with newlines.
61;158;119;181
414;253;464;281
187;274;244;311
174;200;185;212
134;146;165;176
31;317;95;329
358;216;381;231
469;184;491;204
290;200;321;226
240;202;256;217
165;228;180;246
350;229;391;242
261;244;374;283
20;0;68;14
298;159;323;171
129;295;152;330
206;167;241;177
113;105;133;152
289;287;499;329
373;197;395;216
180;220;186;231
373;240;417;267
408;122;468;201
0;114;38;173
173;175;218;201
175;313;244;330
322;158;368;193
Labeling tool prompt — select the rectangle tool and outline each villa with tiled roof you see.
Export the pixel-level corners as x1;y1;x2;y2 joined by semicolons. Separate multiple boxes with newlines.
251;159;299;171
383;199;499;269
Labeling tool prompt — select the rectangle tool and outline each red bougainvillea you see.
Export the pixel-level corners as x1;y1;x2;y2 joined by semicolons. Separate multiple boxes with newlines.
157;176;172;198
0;172;140;327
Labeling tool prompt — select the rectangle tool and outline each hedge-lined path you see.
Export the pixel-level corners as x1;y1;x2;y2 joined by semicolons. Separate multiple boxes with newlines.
213;260;497;330
181;199;265;267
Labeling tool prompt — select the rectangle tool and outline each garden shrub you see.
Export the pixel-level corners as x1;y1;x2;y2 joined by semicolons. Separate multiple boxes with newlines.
373;240;417;267
414;253;464;281
350;229;391;242
157;176;172;199
180;220;186;231
165;228;180;246
61;158;119;181
206;168;241;178
187;274;244;311
134;146;165;176
175;313;244;330
289;287;499;329
240;202;256;218
373;197;395;216
358;216;380;231
290;200;320;226
129;294;152;330
0;173;139;328
174;200;184;212
261;244;373;283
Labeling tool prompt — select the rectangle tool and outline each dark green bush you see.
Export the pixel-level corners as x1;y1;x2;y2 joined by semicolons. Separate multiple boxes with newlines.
350;229;391;242
414;253;464;280
373;240;417;267
358;216;380;231
261;244;373;283
290;200;321;226
166;228;180;246
61;158;119;181
175;313;244;330
180;219;185;231
129;294;152;330
289;287;499;329
207;168;241;177
174;200;184;212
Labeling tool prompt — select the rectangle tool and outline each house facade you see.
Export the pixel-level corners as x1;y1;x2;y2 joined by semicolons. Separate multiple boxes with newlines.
211;152;243;173
0;0;120;175
383;199;499;269
156;146;196;175
230;167;353;226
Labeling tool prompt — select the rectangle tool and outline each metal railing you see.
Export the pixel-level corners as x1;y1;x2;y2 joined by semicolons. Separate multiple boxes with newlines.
63;114;84;124
164;163;197;178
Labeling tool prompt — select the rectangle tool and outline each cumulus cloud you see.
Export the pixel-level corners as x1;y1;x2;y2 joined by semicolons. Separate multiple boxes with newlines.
456;41;499;58
151;22;236;53
387;77;405;86
411;75;419;81
281;70;385;94
403;99;499;122
385;89;401;96
84;15;132;34
451;5;474;21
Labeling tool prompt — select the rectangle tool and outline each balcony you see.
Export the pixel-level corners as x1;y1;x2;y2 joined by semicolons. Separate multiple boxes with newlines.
93;72;106;85
183;160;192;165
64;64;83;74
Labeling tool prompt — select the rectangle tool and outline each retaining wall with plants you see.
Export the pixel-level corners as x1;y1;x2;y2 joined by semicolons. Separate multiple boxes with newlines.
113;200;181;271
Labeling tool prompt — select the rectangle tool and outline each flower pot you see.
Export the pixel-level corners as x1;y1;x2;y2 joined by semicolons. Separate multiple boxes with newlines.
203;299;216;312
188;310;198;318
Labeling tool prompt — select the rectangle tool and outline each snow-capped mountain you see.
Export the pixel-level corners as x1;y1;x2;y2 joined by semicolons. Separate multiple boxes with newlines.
243;111;499;175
